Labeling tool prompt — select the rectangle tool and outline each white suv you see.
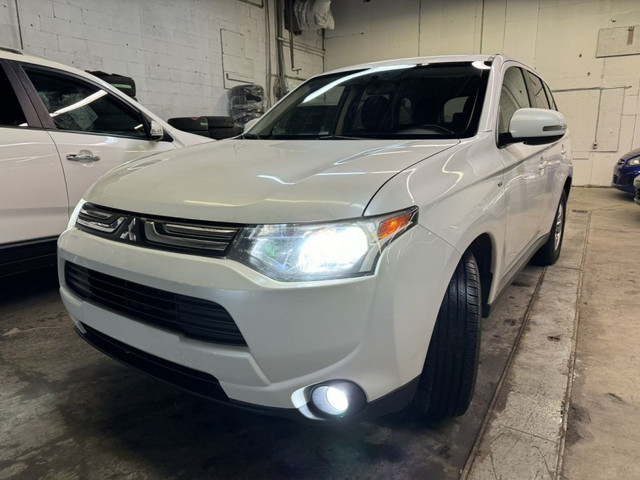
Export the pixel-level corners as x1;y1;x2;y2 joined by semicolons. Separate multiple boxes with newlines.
58;55;572;422
0;47;208;276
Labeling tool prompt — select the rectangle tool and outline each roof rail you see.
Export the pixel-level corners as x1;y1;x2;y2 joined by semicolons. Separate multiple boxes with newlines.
0;46;23;55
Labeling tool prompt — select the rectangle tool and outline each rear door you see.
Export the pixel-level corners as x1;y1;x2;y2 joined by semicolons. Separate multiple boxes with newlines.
14;64;177;209
0;60;67;247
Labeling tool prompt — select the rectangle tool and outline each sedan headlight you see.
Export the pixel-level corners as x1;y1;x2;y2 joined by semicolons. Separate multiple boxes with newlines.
628;158;640;166
228;207;418;281
67;200;86;230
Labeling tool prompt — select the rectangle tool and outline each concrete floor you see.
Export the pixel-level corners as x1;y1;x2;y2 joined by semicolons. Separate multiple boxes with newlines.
0;187;638;479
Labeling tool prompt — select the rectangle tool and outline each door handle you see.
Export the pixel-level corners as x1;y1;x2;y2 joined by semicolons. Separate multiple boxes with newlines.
66;150;100;162
538;160;548;171
560;144;567;155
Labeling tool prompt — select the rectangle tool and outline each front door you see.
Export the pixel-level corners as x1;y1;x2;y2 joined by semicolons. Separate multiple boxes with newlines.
19;66;176;210
497;65;549;271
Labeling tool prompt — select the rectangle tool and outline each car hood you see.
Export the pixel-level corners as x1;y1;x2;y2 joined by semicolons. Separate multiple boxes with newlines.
85;139;459;224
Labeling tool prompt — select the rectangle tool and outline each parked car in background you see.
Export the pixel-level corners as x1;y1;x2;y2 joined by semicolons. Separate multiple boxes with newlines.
634;175;640;205
612;148;640;194
0;46;210;277
58;54;572;423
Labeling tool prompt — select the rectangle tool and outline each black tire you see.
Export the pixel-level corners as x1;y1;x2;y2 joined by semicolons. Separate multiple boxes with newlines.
208;126;241;139
204;116;234;128
179;129;211;138
411;250;481;418
531;190;567;266
87;71;137;98
167;117;208;131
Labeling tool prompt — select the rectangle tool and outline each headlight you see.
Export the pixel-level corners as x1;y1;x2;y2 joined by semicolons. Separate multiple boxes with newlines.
228;207;418;281
628;158;640;166
67;200;86;230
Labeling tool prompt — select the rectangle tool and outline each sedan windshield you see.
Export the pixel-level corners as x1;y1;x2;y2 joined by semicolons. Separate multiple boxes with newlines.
249;62;490;140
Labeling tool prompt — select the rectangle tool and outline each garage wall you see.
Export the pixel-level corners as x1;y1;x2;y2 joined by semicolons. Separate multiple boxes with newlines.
1;0;324;121
325;0;640;186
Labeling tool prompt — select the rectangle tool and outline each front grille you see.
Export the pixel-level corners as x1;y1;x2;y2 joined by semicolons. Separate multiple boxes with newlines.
65;262;247;346
76;203;241;257
612;174;619;184
78;323;228;401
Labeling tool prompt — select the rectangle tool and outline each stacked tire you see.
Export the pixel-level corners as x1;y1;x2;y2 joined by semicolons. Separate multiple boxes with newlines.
167;117;210;137
229;84;266;127
204;116;242;140
167;116;242;139
86;71;136;99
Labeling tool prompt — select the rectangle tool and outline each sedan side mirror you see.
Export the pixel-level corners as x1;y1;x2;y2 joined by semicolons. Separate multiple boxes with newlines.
503;108;567;146
243;117;260;132
149;120;165;141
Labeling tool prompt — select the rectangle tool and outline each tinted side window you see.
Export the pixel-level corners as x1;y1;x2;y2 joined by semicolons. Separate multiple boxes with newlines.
526;71;550;109
499;67;530;136
542;81;557;110
24;68;147;138
0;68;27;127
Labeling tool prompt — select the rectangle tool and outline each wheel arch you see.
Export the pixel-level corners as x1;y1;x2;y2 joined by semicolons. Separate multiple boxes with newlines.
466;233;495;318
563;176;572;200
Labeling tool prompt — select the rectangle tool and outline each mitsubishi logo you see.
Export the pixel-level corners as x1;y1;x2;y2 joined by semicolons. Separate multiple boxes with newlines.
119;217;137;241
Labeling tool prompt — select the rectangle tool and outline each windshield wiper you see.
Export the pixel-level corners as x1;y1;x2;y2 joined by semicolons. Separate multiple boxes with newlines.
240;133;265;139
317;135;365;140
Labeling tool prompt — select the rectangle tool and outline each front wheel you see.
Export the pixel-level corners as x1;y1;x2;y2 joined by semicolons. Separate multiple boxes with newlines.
531;191;567;266
411;250;481;419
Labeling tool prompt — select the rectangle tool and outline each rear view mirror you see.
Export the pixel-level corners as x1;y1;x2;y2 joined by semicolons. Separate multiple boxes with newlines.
503;108;567;146
149;120;164;141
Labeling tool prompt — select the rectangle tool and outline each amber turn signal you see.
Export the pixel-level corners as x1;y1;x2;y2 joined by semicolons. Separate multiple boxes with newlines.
377;212;413;240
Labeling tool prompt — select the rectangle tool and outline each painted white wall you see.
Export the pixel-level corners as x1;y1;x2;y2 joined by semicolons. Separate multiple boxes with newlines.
2;0;324;121
326;0;640;186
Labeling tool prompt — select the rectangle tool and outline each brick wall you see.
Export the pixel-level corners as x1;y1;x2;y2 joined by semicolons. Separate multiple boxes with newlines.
4;0;324;120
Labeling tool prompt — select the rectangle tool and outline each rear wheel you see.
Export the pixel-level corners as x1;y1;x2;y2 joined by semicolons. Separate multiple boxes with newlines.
411;250;481;418
531;191;567;266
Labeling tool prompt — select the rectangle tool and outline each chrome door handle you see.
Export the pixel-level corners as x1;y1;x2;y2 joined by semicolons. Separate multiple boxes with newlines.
66;150;100;162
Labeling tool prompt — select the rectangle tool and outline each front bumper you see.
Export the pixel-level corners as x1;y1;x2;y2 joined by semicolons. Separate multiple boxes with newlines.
58;225;456;420
612;163;640;193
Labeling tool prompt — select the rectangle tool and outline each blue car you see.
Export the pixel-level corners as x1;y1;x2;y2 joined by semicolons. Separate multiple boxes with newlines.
612;148;640;193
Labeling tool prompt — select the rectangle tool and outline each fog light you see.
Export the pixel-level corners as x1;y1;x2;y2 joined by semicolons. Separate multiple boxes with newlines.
309;380;366;418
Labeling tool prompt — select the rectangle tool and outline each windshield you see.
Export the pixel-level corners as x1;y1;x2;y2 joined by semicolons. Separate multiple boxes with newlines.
248;62;490;140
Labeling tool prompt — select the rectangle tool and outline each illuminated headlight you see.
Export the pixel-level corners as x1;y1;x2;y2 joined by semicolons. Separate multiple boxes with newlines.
228;207;418;281
67;200;86;230
628;158;640;166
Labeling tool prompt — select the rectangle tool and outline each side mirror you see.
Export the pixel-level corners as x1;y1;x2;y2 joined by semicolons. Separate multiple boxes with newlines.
243;117;260;132
503;108;567;146
149;120;164;141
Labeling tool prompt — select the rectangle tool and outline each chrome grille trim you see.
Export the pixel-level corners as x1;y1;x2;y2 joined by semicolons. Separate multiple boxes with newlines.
78;205;127;233
75;203;242;257
144;221;236;252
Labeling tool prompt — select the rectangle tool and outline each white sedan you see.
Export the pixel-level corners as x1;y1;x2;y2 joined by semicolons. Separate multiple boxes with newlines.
58;54;572;422
0;47;208;276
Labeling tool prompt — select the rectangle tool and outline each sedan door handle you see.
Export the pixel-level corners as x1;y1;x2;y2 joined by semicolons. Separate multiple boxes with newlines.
66;150;100;162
